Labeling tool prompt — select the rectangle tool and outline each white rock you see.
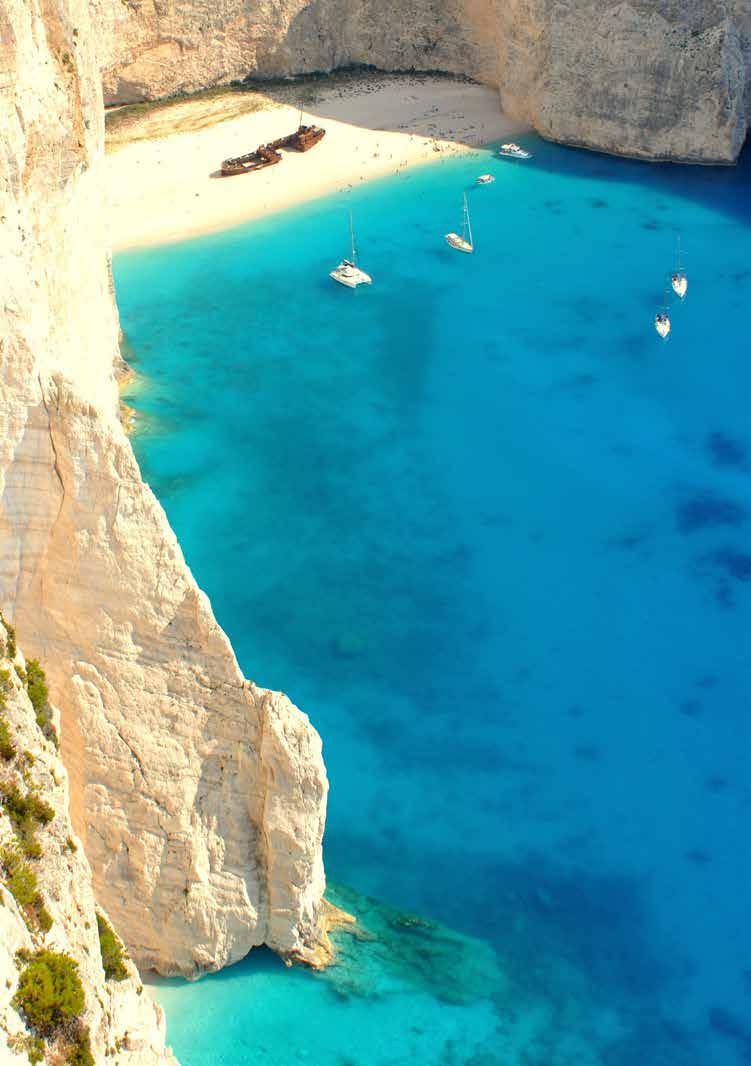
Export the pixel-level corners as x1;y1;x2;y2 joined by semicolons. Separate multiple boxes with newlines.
0;0;328;986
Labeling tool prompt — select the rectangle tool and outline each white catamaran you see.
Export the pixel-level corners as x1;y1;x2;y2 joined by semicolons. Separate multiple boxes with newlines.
671;236;688;299
330;212;372;288
445;193;474;254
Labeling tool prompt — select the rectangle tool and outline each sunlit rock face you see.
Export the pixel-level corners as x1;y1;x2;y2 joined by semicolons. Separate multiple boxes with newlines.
1;0;328;979
98;0;750;162
495;0;749;163
0;635;177;1064
98;0;499;103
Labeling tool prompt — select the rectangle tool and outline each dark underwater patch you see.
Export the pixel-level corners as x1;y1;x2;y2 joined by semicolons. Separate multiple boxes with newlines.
676;494;747;532
604;531;647;551
685;848;712;866
707;432;747;469
574;742;600;762
709;1006;751;1059
714;550;751;581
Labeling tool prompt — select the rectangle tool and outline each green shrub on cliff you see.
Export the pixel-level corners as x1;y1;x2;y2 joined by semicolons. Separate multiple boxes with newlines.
96;912;129;981
24;659;56;746
0;612;17;660
0;847;53;931
66;1027;95;1066
13;950;85;1036
0;779;55;858
0;715;16;761
25;660;48;716
7;1034;45;1064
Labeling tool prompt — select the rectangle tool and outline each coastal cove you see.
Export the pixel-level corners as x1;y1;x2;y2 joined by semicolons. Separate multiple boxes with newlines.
116;141;751;1066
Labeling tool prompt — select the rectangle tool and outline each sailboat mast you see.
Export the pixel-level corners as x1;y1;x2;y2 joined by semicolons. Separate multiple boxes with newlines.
464;193;473;249
349;211;357;265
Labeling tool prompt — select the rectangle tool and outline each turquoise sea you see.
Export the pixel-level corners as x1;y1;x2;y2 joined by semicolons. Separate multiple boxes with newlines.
115;137;751;1066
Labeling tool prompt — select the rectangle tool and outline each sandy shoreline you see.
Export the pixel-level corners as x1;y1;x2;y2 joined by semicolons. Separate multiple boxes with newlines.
106;74;526;251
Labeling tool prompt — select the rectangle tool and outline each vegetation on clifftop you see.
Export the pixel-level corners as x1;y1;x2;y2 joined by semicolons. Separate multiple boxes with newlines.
24;659;56;747
13;949;94;1065
1;610;17;660
0;847;53;932
96;912;129;981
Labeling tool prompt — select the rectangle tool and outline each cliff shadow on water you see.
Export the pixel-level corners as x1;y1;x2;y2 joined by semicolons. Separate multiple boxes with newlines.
117;138;751;1066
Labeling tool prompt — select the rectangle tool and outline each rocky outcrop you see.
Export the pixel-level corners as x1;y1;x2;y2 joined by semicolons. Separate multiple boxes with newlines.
0;633;177;1064
495;0;749;162
98;0;499;103
1;0;327;980
98;0;750;162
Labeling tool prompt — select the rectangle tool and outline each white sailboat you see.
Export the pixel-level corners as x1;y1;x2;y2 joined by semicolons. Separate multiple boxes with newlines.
655;288;671;339
445;193;474;254
330;212;372;288
671;235;688;299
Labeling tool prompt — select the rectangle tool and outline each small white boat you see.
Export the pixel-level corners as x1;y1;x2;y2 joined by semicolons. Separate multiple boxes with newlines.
671;236;688;299
476;174;495;185
671;273;688;299
445;193;474;254
330;212;372;288
654;312;671;339
498;142;532;160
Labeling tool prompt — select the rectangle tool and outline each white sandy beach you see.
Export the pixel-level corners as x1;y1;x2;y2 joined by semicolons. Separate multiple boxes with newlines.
106;74;525;250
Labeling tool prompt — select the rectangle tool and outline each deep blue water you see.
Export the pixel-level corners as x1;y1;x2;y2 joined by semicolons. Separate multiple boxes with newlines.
116;137;751;1066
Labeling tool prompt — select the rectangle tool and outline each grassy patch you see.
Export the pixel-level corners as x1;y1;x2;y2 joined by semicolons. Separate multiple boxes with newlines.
105;85;269;149
96;912;129;981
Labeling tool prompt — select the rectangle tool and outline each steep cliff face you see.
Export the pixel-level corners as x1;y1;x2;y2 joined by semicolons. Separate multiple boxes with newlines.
0;633;177;1064
495;0;749;162
98;0;499;102
98;0;750;162
1;0;327;978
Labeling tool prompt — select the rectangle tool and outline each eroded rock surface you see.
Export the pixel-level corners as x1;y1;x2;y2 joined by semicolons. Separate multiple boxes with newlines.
98;0;751;162
1;0;327;980
0;634;177;1064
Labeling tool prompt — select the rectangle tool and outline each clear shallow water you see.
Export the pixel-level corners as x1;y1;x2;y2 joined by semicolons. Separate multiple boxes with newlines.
117;138;751;1066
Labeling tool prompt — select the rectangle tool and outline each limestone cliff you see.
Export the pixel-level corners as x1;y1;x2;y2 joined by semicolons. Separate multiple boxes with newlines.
98;0;499;103
1;0;327;980
98;0;750;162
0;631;177;1064
495;0;749;163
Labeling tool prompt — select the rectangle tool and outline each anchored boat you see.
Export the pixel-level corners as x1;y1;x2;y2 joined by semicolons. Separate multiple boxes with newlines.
655;287;671;339
476;174;495;185
498;143;532;160
330;212;372;288
671;236;688;299
445;193;474;254
654;312;671;339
